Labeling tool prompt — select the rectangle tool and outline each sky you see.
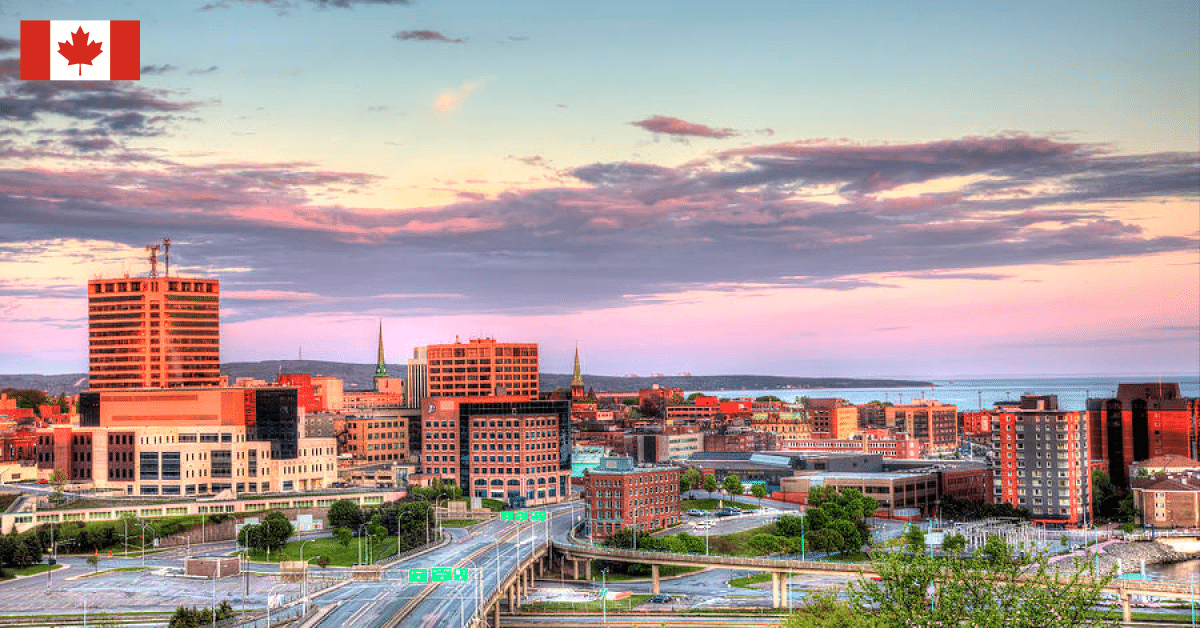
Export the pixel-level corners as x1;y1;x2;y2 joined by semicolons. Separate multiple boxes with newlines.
0;0;1197;379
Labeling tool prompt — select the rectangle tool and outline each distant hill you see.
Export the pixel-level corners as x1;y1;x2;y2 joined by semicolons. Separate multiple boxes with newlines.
0;361;930;396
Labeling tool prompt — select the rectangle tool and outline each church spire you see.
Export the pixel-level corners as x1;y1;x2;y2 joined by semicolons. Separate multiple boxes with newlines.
374;321;389;378
571;347;584;388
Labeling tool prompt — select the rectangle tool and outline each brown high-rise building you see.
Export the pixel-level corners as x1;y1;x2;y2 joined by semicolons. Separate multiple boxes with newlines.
88;275;220;390
1087;383;1198;487
425;337;539;397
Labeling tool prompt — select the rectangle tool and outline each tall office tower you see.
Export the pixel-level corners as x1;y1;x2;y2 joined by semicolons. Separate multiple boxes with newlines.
1087;383;1198;487
87;275;220;390
992;395;1091;527
405;346;429;408
425;337;539;397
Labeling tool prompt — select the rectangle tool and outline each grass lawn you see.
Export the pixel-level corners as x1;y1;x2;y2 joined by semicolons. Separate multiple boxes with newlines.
682;498;762;511
729;573;772;589
441;520;483;527
590;563;701;581
242;536;398;567
522;595;652;613
0;563;61;580
77;566;146;579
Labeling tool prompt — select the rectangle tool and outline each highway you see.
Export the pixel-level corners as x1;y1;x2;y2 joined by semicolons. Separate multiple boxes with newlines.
308;501;583;628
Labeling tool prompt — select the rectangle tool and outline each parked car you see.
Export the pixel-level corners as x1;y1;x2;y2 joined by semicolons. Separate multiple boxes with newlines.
686;509;706;517
648;595;673;603
715;507;740;517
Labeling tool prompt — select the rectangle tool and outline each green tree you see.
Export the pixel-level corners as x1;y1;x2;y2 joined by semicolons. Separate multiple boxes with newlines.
751;483;768;505
942;533;966;557
702;474;718;498
48;469;67;503
850;541;1116;628
721;474;743;499
979;534;1012;566
87;552;99;572
903;525;925;554
747;533;785;556
775;514;805;538
260;511;294;552
782;591;866;628
335;526;353;548
686;392;705;403
327;499;364;531
680;468;701;494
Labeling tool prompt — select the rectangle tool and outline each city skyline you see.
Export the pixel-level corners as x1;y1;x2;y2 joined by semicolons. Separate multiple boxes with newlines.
1;0;1197;379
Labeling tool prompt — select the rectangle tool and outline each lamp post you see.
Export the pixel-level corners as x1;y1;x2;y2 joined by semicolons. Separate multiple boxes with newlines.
299;539;315;616
601;566;608;626
435;496;450;537
137;520;151;568
357;524;368;565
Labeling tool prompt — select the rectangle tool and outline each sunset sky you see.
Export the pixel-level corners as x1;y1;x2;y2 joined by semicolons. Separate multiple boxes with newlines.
1;0;1197;379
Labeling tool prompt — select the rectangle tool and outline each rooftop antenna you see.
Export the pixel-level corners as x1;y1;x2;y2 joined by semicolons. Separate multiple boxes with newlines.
162;238;171;277
144;243;161;278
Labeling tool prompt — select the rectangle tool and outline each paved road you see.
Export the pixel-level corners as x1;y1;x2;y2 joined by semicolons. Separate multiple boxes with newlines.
309;502;585;628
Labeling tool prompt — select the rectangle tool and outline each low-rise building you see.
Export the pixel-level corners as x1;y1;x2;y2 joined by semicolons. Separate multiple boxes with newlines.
33;386;336;497
1131;472;1200;528
583;456;680;540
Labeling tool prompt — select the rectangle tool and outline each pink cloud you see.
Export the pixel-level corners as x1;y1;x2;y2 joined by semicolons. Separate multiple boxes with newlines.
631;115;738;139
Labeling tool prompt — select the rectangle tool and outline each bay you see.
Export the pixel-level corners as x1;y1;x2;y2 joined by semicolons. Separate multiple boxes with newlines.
691;375;1200;413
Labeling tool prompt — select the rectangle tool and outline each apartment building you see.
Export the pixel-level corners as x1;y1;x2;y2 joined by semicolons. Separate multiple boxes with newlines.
991;395;1090;527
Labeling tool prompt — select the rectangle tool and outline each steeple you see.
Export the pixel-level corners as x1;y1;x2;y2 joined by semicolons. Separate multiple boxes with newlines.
570;346;585;400
571;347;584;388
374;321;389;378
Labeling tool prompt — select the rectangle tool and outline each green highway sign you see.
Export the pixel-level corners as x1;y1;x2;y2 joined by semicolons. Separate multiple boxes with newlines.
409;567;470;583
500;511;547;522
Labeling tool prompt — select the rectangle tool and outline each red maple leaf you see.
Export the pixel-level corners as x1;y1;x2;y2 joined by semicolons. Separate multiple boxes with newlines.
58;27;104;77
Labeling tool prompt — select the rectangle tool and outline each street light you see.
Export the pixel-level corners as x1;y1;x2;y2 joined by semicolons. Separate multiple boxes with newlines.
299;539;315;616
357;524;368;565
600;566;608;626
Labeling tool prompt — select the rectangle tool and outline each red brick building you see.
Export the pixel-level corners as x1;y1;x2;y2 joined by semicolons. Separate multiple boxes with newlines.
1132;472;1200;528
1087;383;1198;487
886;401;958;454
583;456;680;540
806;398;859;439
421;396;571;507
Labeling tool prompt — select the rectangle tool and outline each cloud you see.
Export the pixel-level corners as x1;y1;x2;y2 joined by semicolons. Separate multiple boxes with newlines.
0;38;18;54
201;0;413;10
0;133;1196;328
630;115;738;139
188;66;220;75
394;30;466;44
434;80;483;115
140;64;177;75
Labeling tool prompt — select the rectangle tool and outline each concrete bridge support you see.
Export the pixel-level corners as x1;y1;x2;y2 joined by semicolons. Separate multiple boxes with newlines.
1120;588;1131;624
492;602;500;628
771;572;781;608
651;564;660;595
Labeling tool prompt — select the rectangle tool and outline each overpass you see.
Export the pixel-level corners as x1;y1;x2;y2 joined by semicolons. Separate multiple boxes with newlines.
552;535;1200;622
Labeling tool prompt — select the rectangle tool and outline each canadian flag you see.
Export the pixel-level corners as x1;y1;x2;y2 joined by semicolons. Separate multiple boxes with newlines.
21;20;140;80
